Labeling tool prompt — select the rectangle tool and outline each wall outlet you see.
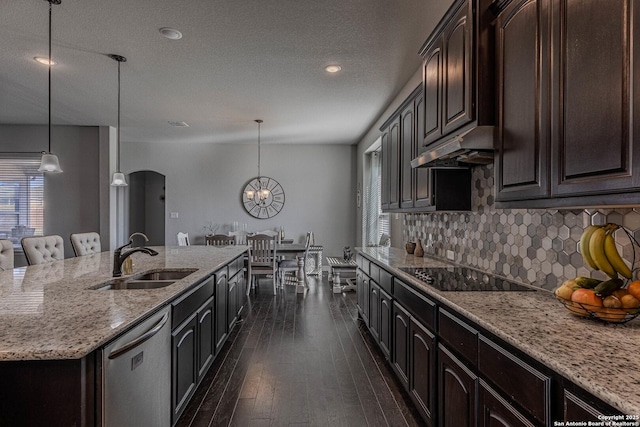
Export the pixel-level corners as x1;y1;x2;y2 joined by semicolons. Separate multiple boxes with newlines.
446;250;455;260
170;212;179;219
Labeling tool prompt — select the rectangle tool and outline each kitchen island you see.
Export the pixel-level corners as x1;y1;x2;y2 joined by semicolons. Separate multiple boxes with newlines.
358;246;640;422
0;245;247;426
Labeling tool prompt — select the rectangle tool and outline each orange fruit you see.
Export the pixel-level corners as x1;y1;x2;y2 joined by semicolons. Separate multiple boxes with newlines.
627;281;640;300
571;288;603;307
620;294;640;309
596;308;627;323
569;288;603;317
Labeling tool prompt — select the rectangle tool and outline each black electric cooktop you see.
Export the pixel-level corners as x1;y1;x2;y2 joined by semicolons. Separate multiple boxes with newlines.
398;266;535;292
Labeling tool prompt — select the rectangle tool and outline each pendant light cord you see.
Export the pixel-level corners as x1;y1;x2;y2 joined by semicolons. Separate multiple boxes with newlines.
257;120;261;178
117;59;121;172
47;0;52;153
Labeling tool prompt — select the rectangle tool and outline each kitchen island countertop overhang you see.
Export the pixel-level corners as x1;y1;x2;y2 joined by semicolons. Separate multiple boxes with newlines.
0;245;248;361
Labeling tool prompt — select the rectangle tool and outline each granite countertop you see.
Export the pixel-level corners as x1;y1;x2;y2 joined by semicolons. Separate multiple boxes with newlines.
358;247;640;416
0;246;247;361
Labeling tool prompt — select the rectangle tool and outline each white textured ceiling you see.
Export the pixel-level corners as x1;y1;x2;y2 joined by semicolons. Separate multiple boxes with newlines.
0;0;453;145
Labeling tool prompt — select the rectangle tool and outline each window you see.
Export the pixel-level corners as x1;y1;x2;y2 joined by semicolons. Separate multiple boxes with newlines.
0;155;44;249
363;150;390;246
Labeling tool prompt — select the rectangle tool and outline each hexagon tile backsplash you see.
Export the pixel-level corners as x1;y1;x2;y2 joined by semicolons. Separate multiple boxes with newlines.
403;164;640;291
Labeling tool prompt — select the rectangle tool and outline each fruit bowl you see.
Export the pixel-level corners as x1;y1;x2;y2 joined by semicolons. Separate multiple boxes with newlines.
556;296;640;323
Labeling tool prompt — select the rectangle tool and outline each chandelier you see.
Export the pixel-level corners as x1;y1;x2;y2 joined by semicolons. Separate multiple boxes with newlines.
244;119;270;202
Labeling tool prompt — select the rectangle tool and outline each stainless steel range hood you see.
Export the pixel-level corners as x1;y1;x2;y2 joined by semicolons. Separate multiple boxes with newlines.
411;126;495;168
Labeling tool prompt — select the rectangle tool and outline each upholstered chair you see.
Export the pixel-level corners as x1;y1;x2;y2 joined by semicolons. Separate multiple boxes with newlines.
0;239;14;270
21;235;65;265
70;232;101;257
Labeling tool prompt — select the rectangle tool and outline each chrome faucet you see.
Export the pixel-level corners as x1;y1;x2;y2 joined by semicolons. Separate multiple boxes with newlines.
113;237;158;277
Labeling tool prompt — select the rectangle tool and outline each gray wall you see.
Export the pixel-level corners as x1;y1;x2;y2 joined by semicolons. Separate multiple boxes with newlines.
0;124;108;265
121;142;357;259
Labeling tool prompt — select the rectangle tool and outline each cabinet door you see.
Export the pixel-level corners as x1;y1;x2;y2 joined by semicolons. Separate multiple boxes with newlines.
172;314;198;423
392;301;410;390
369;281;380;342
215;273;228;355
379;288;392;359
236;271;245;317
563;390;605;422
388;116;401;210
495;0;551;201
414;91;433;208
438;344;477;427
551;0;640;196
197;297;214;381
423;39;443;145
227;275;238;332
410;318;436;425
478;381;535;427
441;0;473;136
381;131;390;211
400;102;415;209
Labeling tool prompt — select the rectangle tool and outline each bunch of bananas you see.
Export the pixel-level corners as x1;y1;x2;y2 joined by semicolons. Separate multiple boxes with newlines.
579;223;632;279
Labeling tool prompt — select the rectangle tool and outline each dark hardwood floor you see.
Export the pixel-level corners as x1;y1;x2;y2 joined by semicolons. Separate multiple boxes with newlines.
176;274;425;427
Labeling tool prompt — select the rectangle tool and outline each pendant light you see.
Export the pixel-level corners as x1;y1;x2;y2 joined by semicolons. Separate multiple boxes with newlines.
38;0;63;173
244;119;270;201
109;54;127;187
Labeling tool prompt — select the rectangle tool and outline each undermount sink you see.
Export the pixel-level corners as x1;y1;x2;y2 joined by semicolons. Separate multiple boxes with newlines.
90;268;197;290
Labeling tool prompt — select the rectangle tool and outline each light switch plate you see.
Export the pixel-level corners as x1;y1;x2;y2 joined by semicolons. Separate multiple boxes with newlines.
170;212;179;219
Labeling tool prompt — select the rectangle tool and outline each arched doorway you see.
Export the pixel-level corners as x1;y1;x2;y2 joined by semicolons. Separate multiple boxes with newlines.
127;170;165;245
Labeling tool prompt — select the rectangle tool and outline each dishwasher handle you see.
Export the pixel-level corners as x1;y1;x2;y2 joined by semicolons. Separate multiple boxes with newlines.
108;312;169;360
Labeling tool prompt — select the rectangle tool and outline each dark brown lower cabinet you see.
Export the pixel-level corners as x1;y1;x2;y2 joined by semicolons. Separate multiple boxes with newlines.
410;317;436;426
227;274;238;331
563;389;605;422
369;281;380;342
392;301;410;389
172;313;198;423
197;297;215;380
356;270;370;324
438;344;477;427
379;287;392;359
478;380;535;427
215;271;228;355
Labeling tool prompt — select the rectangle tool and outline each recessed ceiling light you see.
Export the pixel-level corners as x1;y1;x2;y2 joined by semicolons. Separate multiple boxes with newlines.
159;27;183;40
34;56;56;66
168;121;189;127
325;64;342;73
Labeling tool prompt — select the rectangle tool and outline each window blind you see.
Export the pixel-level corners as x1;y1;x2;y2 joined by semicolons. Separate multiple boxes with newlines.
363;151;389;246
0;155;44;249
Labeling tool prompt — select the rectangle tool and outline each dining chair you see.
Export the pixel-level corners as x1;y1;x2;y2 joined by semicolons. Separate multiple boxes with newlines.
246;234;277;295
70;232;101;256
255;230;281;243
229;230;247;245
206;234;236;246
21;235;65;265
277;232;311;286
0;239;14;270
177;232;190;246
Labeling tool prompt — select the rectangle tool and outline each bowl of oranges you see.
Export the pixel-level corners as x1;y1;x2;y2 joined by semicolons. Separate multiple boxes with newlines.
555;277;640;323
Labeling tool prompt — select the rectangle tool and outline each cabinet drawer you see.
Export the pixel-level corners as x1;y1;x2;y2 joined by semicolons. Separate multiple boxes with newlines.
478;336;551;426
172;277;214;330
378;268;393;295
438;308;477;366
357;255;370;276
228;255;244;279
369;263;380;284
394;279;436;330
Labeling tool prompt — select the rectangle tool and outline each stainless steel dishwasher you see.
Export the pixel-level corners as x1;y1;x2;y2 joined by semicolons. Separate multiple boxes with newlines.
102;306;171;427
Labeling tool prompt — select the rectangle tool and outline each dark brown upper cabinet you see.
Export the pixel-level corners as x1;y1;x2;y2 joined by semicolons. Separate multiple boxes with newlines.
495;0;640;208
380;86;472;213
419;0;494;147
